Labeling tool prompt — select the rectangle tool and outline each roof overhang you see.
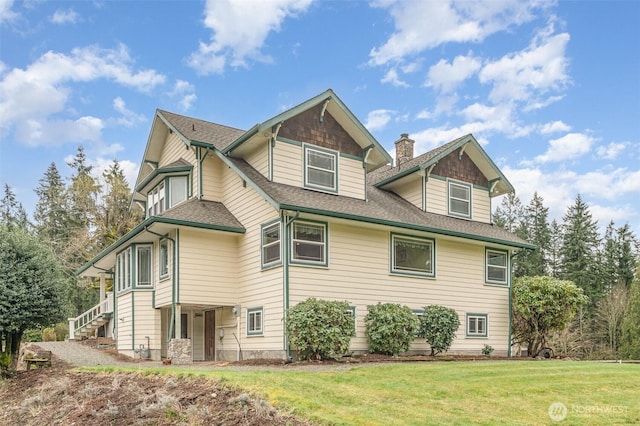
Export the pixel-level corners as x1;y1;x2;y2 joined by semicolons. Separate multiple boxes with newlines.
76;216;245;277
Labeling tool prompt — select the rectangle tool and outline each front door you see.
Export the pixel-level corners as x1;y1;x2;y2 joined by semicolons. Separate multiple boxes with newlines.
205;310;215;361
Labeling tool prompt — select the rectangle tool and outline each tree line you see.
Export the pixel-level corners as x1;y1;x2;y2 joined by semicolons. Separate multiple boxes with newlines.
1;147;140;372
494;192;640;358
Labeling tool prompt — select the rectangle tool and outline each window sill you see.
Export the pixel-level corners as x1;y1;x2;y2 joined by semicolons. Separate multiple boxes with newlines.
389;271;436;280
484;282;509;287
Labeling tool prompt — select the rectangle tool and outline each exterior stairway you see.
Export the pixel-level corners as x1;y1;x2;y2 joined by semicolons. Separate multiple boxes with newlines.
68;293;114;340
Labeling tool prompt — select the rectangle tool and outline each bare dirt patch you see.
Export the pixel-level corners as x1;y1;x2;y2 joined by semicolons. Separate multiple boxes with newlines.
0;356;310;426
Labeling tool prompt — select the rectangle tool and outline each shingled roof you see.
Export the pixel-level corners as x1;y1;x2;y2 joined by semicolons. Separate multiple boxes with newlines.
158;109;245;151
226;156;533;249
156;198;244;232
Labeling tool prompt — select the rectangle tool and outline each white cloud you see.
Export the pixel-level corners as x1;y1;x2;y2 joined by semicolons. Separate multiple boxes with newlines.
479;24;570;108
168;80;197;111
365;109;395;131
50;8;78;24
540;120;571;134
15;116;104;147
113;97;146;127
188;0;313;74
381;68;410;87
425;54;481;93
535;132;596;163
596;142;627;160
0;44;165;145
0;0;18;24
369;0;545;66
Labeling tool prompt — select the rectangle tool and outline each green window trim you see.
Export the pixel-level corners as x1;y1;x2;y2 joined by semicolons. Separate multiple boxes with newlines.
290;220;329;267
447;179;472;219
261;220;282;269
159;239;170;280
466;313;488;338
115;244;154;293
485;248;509;286
146;175;191;218
390;233;436;278
303;144;339;194
247;307;264;336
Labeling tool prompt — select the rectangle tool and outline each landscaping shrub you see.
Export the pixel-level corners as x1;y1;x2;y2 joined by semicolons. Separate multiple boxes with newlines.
41;328;57;342
365;303;419;356
22;329;42;343
285;298;354;360
418;305;460;355
54;322;68;341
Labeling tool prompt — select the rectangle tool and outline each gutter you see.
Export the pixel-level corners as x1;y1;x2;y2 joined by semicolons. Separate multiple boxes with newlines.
146;226;178;342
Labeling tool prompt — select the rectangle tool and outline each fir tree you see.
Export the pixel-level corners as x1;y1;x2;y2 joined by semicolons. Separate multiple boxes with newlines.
515;192;551;277
560;194;602;305
548;219;563;278
0;184;30;230
619;267;640;359
493;192;524;233
33;162;71;256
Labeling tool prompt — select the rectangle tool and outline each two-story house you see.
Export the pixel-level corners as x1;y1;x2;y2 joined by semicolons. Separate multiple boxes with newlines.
74;89;533;362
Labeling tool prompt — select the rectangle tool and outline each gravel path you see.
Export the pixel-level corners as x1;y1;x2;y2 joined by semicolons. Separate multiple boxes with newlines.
31;341;160;368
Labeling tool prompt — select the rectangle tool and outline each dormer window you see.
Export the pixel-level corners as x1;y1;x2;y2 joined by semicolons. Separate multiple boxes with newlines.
304;145;338;193
146;176;188;217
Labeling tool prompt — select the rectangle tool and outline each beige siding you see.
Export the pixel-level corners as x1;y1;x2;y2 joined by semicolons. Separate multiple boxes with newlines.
201;154;225;201
178;229;239;306
273;142;302;186
426;178;447;215
394;177;423;209
154;237;174;308
221;166;284;356
472;187;491;223
245;143;269;177
339;157;365;199
159;133;197;200
116;291;161;360
288;222;510;355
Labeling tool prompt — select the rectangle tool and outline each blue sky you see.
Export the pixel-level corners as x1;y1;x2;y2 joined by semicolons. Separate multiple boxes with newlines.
1;0;639;235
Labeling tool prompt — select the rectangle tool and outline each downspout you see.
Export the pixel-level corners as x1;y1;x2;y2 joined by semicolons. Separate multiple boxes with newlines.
195;146;211;199
282;210;300;360
146;226;177;342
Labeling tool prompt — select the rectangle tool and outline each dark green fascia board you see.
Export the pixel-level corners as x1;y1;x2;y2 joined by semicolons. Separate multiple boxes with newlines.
75;214;246;276
212;150;280;211
373;134;514;192
135;165;193;192
221;124;261;155
222;89;392;164
156;111;192;148
278;202;536;250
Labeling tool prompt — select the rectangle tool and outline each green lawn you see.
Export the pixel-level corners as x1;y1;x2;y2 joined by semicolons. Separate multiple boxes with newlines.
91;361;640;425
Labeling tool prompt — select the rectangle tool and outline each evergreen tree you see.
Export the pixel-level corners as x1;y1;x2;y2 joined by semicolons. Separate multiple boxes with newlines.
548;219;563;278
33;162;71;256
619;267;640;359
95;160;141;250
493;192;524;233
0;184;30;230
560;194;603;305
515;192;551;277
67;146;100;230
615;224;639;288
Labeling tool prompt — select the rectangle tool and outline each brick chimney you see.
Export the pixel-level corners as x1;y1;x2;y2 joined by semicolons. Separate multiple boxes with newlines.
394;133;414;167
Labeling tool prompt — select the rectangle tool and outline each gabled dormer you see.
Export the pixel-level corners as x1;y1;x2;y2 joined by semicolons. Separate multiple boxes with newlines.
371;134;514;224
222;89;392;200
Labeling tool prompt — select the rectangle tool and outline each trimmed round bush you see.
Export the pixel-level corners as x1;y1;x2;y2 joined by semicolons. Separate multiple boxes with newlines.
419;305;460;355
365;303;419;356
285;298;354;360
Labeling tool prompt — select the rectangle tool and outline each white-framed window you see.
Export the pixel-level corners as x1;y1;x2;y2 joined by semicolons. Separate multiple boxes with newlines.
486;248;508;285
159;239;169;279
304;145;338;192
147;181;165;217
168;176;188;208
291;221;327;265
466;313;488;337
448;180;471;218
137;245;152;287
391;234;435;277
247;307;263;336
116;245;152;292
261;221;281;268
